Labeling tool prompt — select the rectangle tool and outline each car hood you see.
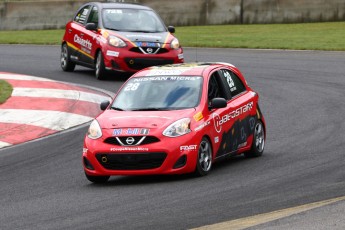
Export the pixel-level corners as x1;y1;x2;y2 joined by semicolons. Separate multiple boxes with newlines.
111;31;171;43
98;109;196;129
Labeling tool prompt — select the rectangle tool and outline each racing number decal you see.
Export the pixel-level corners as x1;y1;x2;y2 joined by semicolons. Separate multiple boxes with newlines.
223;70;237;93
124;83;140;91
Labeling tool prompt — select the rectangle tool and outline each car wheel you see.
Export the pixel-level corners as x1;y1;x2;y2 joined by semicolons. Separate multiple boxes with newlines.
194;137;212;176
60;43;75;72
85;173;110;183
244;120;265;158
95;51;106;80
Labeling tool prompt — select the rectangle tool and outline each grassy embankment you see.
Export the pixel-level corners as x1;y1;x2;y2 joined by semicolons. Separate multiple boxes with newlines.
0;80;13;104
0;22;344;50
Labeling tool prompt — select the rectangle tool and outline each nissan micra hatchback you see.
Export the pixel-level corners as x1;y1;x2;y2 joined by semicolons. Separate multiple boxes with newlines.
61;2;184;79
83;62;266;183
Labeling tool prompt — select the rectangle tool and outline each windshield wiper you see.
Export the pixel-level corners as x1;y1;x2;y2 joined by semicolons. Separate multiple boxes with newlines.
127;30;155;33
110;106;124;111
105;27;120;31
131;108;169;111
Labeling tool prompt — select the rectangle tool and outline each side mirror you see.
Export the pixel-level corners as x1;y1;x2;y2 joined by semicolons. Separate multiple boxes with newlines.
209;98;227;110
168;26;175;33
85;23;97;31
100;100;110;111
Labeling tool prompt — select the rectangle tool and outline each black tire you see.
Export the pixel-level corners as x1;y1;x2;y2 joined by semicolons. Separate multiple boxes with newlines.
194;137;212;176
85;173;110;184
60;43;75;72
244;120;265;158
95;51;107;80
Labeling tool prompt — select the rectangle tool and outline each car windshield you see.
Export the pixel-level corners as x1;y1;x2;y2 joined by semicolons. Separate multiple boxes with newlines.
111;76;203;111
102;8;166;32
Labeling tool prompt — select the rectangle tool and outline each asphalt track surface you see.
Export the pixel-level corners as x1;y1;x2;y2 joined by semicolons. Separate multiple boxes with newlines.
0;45;345;229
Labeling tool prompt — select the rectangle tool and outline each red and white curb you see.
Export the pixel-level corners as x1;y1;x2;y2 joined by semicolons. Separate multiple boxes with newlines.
0;72;112;149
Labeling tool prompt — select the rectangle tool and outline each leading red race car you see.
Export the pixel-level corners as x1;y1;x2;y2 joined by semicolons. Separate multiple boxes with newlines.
83;63;266;183
61;2;183;80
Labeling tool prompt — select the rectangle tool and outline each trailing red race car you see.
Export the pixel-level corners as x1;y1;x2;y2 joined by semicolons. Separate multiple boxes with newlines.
83;62;266;183
60;2;184;80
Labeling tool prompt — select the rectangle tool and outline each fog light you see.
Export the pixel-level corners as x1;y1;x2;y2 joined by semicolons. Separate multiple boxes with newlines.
173;155;187;169
101;156;108;163
83;157;94;170
111;60;120;69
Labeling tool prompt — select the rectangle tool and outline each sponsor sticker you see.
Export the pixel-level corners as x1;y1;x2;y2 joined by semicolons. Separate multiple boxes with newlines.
180;145;197;151
146;70;184;76
135;42;159;47
126;34;162;40
194;120;210;131
238;142;247;148
106;9;123;14
134;76;199;81
113;129;122;136
74;34;92;50
106;50;119;57
110;147;149;152
126;128;139;135
213;101;253;133
193;112;203;122
112;128;150;136
140;128;150;135
213;113;222;133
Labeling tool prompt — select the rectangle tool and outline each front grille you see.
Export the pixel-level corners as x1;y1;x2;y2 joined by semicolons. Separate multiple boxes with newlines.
130;47;169;54
104;136;160;146
125;58;174;70
96;152;167;170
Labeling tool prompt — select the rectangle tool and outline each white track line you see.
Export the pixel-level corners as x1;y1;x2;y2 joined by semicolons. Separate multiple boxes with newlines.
0;109;93;131
12;88;111;104
0;141;12;148
0;73;54;81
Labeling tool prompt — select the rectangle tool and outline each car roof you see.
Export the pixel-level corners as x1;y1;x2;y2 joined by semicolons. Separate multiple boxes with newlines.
133;62;237;77
90;2;152;10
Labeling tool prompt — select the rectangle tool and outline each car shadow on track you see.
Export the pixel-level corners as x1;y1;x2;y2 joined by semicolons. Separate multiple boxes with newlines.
73;68;132;82
86;155;259;187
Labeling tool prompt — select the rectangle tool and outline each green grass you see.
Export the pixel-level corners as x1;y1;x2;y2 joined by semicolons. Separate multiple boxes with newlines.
0;80;13;104
0;22;344;50
175;22;345;51
0;30;64;45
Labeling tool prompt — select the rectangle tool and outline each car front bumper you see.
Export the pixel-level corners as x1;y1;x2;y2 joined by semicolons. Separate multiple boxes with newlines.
83;132;200;176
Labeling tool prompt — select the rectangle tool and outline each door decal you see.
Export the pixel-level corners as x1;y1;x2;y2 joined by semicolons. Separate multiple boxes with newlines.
215;115;257;158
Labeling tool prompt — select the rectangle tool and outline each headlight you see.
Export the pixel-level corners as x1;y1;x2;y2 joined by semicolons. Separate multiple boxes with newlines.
163;118;191;137
87;120;102;139
170;38;180;50
108;36;126;48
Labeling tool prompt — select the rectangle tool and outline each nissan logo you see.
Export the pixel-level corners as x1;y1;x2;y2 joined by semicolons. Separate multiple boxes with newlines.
146;48;153;53
126;137;135;145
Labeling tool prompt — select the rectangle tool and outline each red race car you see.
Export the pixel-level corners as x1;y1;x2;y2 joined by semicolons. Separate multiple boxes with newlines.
83;63;266;183
60;2;183;80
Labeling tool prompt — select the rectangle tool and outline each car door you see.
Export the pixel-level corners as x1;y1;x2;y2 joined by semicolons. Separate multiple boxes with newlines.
217;68;257;154
78;5;100;66
69;4;92;64
205;70;232;159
